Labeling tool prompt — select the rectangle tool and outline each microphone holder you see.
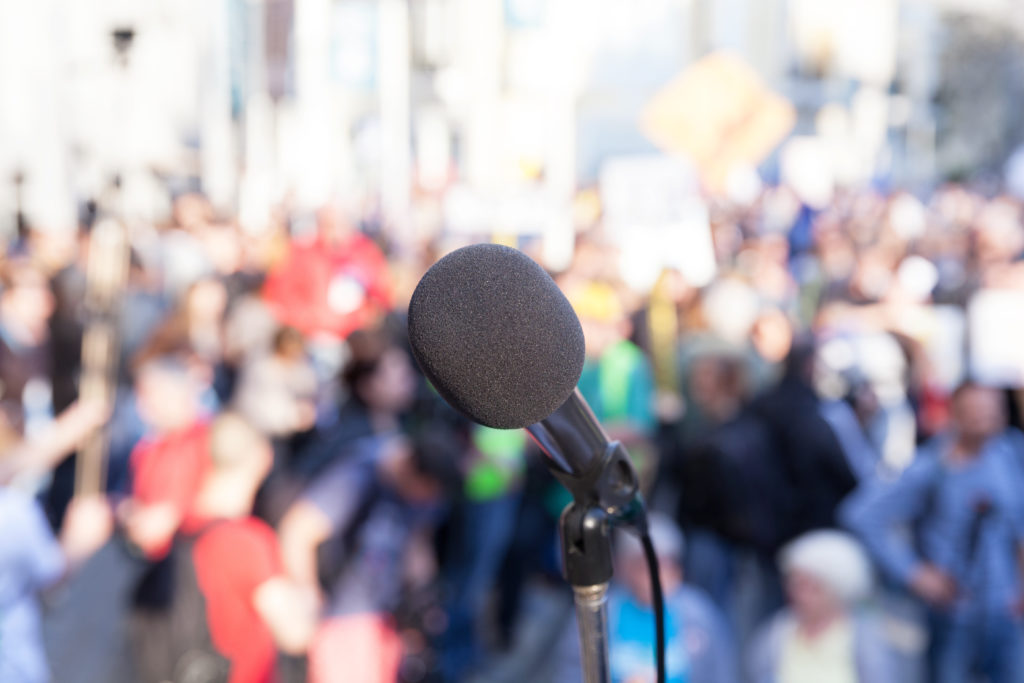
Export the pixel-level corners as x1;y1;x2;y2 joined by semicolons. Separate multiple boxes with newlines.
526;390;648;683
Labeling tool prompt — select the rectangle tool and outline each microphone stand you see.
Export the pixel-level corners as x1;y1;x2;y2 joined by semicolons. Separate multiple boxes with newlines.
526;390;648;683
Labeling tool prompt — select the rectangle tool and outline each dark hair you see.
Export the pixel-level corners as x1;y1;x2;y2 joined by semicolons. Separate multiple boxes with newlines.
950;379;995;404
409;426;465;498
784;333;817;382
341;328;390;403
272;325;305;355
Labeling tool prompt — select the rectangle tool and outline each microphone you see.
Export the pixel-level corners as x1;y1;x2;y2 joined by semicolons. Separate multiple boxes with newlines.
407;243;642;517
408;243;664;683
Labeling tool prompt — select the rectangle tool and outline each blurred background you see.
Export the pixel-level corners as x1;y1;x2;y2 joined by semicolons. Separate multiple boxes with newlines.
9;0;1024;236
6;1;1024;683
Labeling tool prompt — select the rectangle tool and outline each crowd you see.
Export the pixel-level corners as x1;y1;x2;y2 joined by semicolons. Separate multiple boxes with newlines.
2;179;1024;683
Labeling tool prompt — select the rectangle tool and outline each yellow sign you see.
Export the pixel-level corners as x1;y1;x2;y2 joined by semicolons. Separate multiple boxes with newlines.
641;52;796;193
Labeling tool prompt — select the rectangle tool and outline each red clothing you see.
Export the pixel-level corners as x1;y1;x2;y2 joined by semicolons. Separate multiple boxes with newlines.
130;420;212;556
262;233;393;339
193;517;283;683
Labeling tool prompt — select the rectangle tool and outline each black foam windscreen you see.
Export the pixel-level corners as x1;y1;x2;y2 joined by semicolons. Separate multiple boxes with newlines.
407;243;585;429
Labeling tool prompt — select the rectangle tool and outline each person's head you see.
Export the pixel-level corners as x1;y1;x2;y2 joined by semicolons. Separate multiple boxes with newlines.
950;381;1005;450
172;192;214;232
0;258;54;340
134;356;204;433
614;513;685;606
688;353;748;422
194;413;272;519
342;328;416;414
207;412;273;487
779;530;872;626
379;428;464;505
184;276;228;325
272;326;307;362
751;308;793;365
315;201;354;245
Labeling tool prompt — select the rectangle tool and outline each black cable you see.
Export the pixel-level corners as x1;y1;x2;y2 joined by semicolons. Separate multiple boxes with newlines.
640;531;667;683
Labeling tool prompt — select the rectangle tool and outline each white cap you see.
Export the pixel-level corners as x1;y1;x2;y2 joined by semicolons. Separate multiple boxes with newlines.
779;530;873;605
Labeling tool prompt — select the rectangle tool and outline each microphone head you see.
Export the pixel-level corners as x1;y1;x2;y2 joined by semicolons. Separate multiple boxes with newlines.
407;243;585;429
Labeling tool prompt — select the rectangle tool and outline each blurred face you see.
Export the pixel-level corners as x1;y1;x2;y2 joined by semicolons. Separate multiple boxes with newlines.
360;349;416;414
187;279;228;322
316;203;354;245
135;367;201;433
173;193;213;231
786;569;843;625
201;225;243;276
1;270;54;337
751;310;793;364
953;386;1005;447
277;337;306;361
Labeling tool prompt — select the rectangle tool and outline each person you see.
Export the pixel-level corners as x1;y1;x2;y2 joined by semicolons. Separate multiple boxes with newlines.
233;326;317;439
196;413;316;681
746;338;857;536
675;338;855;640
748;530;895;683
278;427;462;683
293;327;416;479
0;489;111;683
439;425;524;680
233;325;318;524
558;513;736;683
131;413;317;683
818;373;884;484
122;355;213;559
261;202;393;340
0;258;55;439
572;281;657;455
842;381;1024;683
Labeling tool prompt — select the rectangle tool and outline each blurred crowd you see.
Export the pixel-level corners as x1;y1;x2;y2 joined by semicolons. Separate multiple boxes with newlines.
3;179;1024;683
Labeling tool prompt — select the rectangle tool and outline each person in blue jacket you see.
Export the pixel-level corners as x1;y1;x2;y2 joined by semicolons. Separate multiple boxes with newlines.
842;381;1024;683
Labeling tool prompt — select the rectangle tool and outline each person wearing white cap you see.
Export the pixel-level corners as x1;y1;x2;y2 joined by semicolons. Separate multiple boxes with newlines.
748;530;895;683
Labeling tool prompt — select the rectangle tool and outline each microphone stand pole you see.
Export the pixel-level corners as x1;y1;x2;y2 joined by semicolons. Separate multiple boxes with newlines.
526;390;648;683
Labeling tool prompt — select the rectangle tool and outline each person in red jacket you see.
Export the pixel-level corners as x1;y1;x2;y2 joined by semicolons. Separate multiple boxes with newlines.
262;203;393;340
123;356;213;559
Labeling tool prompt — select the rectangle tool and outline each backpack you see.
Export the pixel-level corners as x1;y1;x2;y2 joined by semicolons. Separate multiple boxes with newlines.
131;528;231;683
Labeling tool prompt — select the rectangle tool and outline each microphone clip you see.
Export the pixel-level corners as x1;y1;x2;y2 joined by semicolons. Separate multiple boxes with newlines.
551;440;646;588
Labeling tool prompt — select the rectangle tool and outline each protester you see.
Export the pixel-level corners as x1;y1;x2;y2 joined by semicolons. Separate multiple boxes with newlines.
293;326;417;479
122;355;212;559
0;490;110;683
9;173;1024;683
843;382;1024;683
748;530;895;683
440;425;525;680
262;203;394;340
138;413;317;683
278;427;463;683
0;258;55;438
